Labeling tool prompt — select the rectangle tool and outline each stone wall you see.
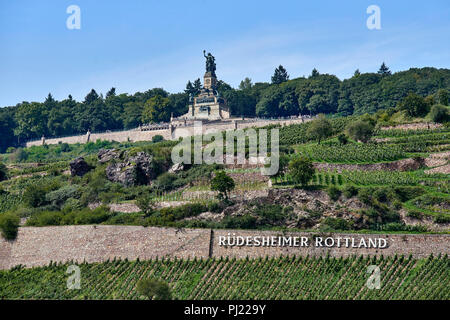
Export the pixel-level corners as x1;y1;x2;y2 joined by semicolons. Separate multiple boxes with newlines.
0;226;448;269
212;230;449;259
26;118;310;147
0;226;210;269
26;129;171;147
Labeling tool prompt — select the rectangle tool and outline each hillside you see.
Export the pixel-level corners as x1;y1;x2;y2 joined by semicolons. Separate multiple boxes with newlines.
1;67;449;153
0;110;449;237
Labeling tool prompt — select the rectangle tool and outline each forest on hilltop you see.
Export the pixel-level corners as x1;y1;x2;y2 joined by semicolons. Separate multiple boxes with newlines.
0;65;449;153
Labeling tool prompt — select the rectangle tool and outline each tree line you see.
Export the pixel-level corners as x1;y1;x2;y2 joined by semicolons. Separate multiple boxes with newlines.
0;64;449;152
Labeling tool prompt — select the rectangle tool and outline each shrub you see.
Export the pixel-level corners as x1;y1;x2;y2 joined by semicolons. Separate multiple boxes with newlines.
306;115;332;144
327;186;341;201
346;120;374;143
373;187;394;203
10;148;28;162
397;93;429;117
342;185;358;198
288;157;315;186
434;213;450;224
61;198;83;213
23;184;48;208
393;186;425;202
26;211;64;226
406;210;423;219
255;204;286;225
45;185;81;208
0;213;20;240
152;135;164;143
357;188;373;205
207;200;226;213
135;196;156;216
73;207;111;225
211;171;235;200
153;172;177;191
60;143;71;152
137;278;172;300
429;104;449;123
222;214;257;229
106;212;143;225
337;133;348;145
320;217;353;231
0;162;7;181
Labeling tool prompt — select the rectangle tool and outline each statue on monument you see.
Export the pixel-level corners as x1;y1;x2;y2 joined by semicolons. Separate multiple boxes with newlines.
203;50;216;75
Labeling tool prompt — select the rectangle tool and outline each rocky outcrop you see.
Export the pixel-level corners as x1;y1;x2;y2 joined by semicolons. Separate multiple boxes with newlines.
105;152;154;186
69;157;91;177
98;148;121;163
168;163;184;174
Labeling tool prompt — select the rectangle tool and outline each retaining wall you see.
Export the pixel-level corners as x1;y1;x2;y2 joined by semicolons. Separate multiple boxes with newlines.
26;118;309;147
0;226;448;269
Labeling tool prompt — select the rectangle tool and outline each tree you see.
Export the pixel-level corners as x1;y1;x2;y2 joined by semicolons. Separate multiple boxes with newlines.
84;89;100;104
353;69;361;77
0;162;8;181
14;102;48;141
429;104;449;123
0;213;20;240
346;120;374;143
437;89;448;106
271;65;289;84
141;95;171;123
239;77;253;90
297;75;340;115
44;93;57;109
310;68;320;78
137;278;172;300
169;92;189;117
0;109;16;153
106;87;116;98
378;62;391;76
193;78;202;94
288;157;315;186
211;171;235;200
306;114;332;144
223;90;256;117
121;101;144;129
337;133;348;145
75;98;113;132
185;81;195;96
397;93;429;117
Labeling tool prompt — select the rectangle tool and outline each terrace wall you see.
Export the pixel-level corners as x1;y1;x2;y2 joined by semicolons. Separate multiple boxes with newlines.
0;226;448;269
25;118;309;147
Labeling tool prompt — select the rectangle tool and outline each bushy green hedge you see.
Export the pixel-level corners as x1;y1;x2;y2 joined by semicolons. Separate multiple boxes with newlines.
0;213;20;240
25;206;111;227
320;217;353;231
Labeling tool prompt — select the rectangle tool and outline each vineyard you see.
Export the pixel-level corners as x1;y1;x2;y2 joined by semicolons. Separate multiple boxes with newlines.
298;143;406;164
0;255;448;300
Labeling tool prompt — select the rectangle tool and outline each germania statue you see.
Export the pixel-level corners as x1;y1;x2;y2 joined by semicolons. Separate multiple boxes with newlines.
203;50;216;75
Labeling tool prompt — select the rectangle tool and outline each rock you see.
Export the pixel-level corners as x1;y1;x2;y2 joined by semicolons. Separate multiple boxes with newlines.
168;163;184;174
98;148;121;163
105;152;154;187
69;157;91;177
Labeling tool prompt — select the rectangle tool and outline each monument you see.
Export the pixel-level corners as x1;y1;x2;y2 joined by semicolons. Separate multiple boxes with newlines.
181;51;230;120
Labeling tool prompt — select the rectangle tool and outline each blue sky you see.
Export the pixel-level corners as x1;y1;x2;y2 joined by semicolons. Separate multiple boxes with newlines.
0;0;449;106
